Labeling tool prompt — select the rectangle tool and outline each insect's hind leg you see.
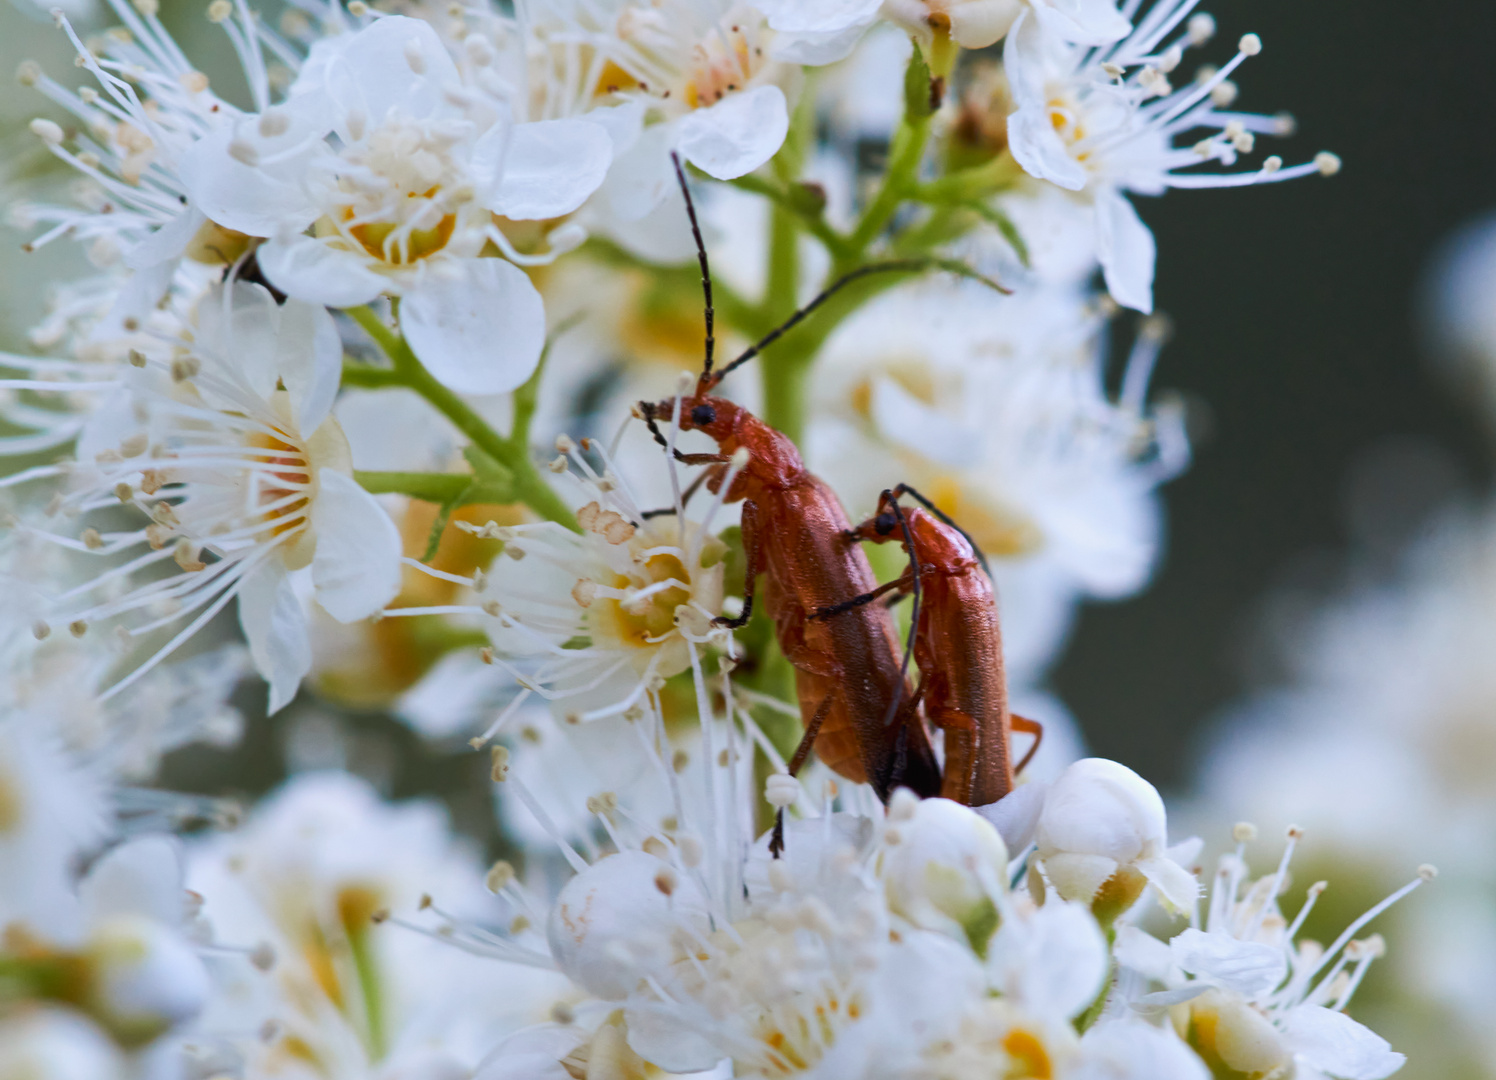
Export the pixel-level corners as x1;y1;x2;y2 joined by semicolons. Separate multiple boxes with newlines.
714;498;762;630
1010;714;1044;775
769;691;835;858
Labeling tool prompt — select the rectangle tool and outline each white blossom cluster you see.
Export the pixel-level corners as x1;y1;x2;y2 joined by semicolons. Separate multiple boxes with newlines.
0;0;1416;1077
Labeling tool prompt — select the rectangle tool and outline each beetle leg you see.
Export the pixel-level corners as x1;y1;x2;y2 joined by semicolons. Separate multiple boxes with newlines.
808;573;913;621
770;691;835;858
714;498;762;630
1010;714;1044;775
872;678;930;798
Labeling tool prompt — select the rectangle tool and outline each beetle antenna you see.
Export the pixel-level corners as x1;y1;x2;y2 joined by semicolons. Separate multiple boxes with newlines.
891;483;990;579
670;152;715;382
880;493;921;730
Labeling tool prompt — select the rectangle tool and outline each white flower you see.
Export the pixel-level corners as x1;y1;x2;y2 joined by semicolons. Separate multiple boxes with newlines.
0;831;211;1073
529;0;794;221
384;419;729;736
1004;2;1337;311
189;771;568;1078
15;0;271;285
1116;829;1429;1080
29;283;400;712
177;15;609;392
1035;757;1199;917
808;279;1186;682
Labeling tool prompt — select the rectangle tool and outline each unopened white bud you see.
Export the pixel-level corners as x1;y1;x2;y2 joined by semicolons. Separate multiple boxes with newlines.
884;798;1007;942
1036;758;1198;916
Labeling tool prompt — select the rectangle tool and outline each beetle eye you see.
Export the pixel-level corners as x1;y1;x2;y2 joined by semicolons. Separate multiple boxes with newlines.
690;403;717;426
874;512;897;536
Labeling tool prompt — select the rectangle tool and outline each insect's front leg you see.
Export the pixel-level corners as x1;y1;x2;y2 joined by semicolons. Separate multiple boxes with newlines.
714;498;762;630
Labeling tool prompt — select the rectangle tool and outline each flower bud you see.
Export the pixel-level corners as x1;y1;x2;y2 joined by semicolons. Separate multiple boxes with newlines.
86;915;210;1043
0;1009;126;1080
547;852;709;1000
882;798;1008;954
1034;759;1197;921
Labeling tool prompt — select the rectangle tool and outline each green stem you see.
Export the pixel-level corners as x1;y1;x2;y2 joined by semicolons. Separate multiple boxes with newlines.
345;307;579;532
760;200;808;441
354;471;477;503
845;112;933;259
346;922;387;1061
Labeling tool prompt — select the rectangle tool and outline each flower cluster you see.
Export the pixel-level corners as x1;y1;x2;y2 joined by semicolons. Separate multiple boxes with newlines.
0;0;1419;1078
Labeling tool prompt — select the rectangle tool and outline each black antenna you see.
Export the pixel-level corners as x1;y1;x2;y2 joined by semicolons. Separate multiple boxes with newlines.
669;152;714;379
709;260;936;388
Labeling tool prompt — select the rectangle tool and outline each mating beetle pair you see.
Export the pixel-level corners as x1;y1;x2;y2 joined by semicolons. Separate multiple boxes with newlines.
638;156;1040;853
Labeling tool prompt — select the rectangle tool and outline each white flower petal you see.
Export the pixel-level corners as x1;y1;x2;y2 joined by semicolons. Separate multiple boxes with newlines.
584;100;647;157
1138;855;1200;914
317;15;458;126
771;23;872;64
1008;105;1089;191
1094;186;1157;314
124;207;202;271
677;86;790;181
256;237;390;309
974;780;1048;853
310;469;402;622
950;0;1024;49
236;559;310;715
274;300;343;435
474;1025;585;1080
1113;924;1176;982
87;257;174;344
990;900;1108;1018
548;851;712;1000
624;1001;724;1074
1281;1006;1406;1080
599;124;679;221
1169;927;1285;997
79;836;184;927
1076;1019;1209;1080
196;282;281;403
487;119;613;220
401;260;546;395
177;124;321;239
1035;0;1132;45
752;0;881;34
